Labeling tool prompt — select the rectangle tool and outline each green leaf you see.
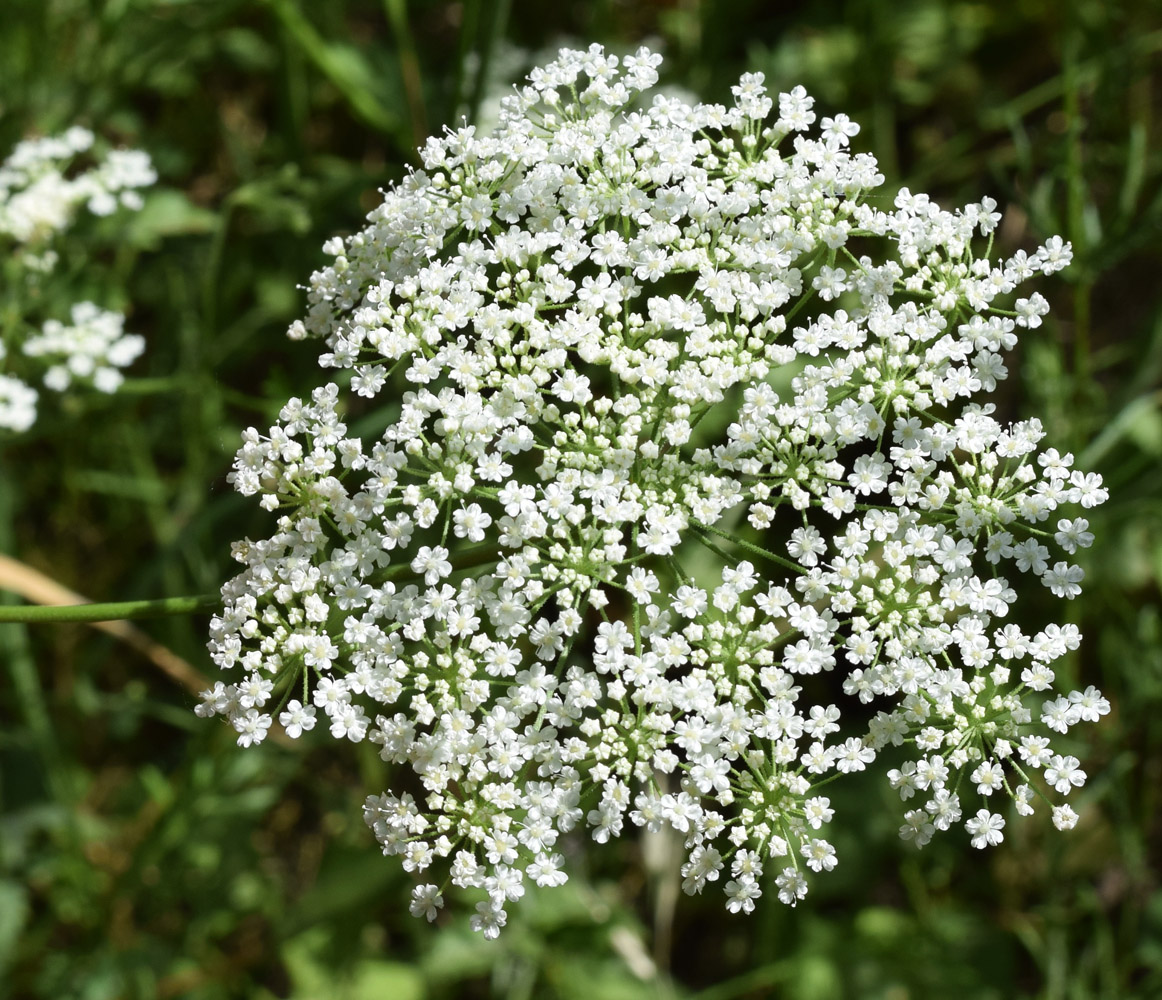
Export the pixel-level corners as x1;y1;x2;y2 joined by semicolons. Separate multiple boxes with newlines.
345;961;425;1000
124;190;218;249
0;879;29;973
283;928;425;1000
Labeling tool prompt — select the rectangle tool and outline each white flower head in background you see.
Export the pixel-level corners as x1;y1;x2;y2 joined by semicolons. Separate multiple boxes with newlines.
0;127;155;432
24;302;145;395
202;44;1108;935
0;126;155;244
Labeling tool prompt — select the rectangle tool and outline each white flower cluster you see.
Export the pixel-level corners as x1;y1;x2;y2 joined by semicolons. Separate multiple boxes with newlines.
22;301;145;395
0;126;155;245
0;126;155;432
201;46;1108;936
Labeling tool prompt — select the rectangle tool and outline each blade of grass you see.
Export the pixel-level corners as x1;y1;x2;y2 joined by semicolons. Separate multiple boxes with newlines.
688;961;794;1000
264;0;403;138
383;0;427;145
1078;390;1162;469
450;0;480;121
467;0;512;126
1062;22;1091;385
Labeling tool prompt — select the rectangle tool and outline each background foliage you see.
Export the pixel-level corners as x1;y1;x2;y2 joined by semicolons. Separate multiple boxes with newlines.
2;0;1160;997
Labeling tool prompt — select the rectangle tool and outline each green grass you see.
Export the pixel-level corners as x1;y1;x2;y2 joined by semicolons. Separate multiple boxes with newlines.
1;0;1160;997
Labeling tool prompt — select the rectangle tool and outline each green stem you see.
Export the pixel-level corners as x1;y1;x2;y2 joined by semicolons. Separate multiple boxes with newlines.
692;521;807;576
0;593;220;624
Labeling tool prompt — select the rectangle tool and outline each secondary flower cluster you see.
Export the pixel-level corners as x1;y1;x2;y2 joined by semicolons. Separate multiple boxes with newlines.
201;45;1108;936
0;126;154;432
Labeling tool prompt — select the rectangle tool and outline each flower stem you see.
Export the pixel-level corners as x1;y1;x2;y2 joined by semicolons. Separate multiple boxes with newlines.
0;594;220;624
692;521;807;575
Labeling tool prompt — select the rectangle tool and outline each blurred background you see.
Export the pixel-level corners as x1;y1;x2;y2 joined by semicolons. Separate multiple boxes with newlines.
1;0;1160;996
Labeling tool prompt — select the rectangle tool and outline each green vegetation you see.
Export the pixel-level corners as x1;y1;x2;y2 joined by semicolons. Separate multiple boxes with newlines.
2;1;1160;996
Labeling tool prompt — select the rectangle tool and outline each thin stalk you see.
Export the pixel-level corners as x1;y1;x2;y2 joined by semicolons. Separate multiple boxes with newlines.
691;521;807;576
0;593;220;624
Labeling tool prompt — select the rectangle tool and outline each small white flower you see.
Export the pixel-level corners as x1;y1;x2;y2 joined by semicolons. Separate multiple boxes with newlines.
965;809;1005;849
278;700;317;738
409;884;444;921
1052;804;1079;831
